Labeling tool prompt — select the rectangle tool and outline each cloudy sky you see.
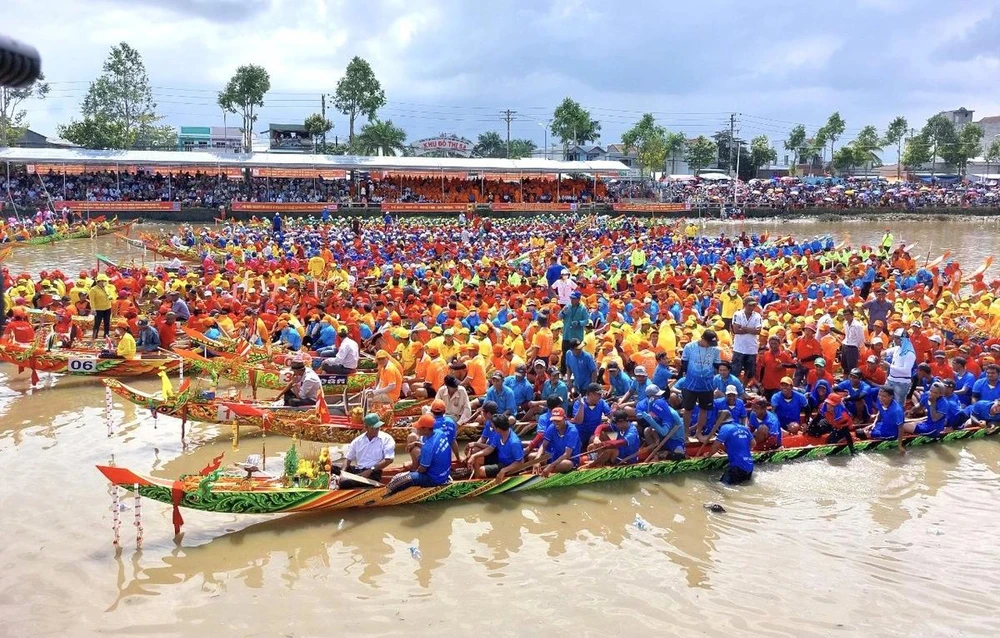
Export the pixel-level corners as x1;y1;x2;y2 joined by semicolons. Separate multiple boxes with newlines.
5;0;1000;150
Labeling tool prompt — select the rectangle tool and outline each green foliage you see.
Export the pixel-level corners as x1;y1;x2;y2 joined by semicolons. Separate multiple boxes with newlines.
283;445;299;479
943;123;983;175
551;97;601;153
353;118;407;156
334;56;386;144
0;73;49;146
303;113;333;152
473;131;505;158
664;132;686;174
986;138;1000;165
901;133;932;169
817;111;846;161
747;135;778;177
508;138;537;159
851;125;883;171
621;113;669;177
58;43;173;149
685;135;717;175
883;116;909;178
784;124;807;174
832;145;858;174
218;64;271;153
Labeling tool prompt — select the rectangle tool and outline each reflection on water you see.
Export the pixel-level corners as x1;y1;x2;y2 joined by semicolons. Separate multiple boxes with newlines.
2;222;1000;636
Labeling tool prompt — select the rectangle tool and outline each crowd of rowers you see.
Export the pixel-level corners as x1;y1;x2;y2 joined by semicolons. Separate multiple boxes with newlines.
5;217;1000;489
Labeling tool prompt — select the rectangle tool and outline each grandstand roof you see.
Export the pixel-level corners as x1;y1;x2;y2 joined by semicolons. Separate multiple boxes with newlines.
0;147;630;174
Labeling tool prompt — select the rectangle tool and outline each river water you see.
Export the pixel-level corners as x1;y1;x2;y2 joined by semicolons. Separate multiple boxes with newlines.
2;218;999;637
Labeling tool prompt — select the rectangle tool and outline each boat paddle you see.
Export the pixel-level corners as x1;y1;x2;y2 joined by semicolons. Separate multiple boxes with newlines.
623;420;682;464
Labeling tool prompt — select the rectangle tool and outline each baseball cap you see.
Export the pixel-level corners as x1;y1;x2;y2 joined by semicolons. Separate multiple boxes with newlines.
415;414;436;429
815;358;826;367
634;366;648;376
725;384;738;395
779;376;793;385
645;385;663;397
866;355;878;363
430;399;447;413
550;407;566;422
570;291;582;299
363;413;384;428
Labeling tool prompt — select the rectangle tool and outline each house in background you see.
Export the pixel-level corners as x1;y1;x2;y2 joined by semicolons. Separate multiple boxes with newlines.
11;129;77;148
177;126;243;152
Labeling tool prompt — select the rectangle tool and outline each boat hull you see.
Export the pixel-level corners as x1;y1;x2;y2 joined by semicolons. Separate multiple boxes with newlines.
0;341;179;377
97;425;1000;516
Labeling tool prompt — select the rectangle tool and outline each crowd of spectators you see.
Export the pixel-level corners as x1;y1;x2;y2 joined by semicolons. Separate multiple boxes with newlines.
3;167;999;211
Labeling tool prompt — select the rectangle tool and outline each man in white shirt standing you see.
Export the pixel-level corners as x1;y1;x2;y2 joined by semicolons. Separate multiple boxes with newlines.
321;326;359;375
838;307;865;374
338;413;395;488
884;328;917;407
730;296;762;385
551;269;578;306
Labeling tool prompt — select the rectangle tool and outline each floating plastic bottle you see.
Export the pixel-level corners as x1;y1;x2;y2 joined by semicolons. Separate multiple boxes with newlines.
633;514;649;531
409;546;422;560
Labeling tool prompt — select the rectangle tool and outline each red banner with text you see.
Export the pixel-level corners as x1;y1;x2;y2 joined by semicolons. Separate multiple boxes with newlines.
230;202;339;213
490;203;575;212
380;203;471;213
52;200;180;212
612;202;689;213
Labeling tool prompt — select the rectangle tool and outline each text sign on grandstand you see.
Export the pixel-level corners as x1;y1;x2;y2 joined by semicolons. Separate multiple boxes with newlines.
411;135;474;157
611;202;690;213
52;200;181;212
230;202;338;213
381;202;470;213
491;203;576;212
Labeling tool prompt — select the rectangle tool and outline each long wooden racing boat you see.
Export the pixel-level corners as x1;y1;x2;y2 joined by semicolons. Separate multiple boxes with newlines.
6;219;134;248
96;425;1000;523
180;327;378;372
103;378;452;443
172;348;377;395
0;340;181;379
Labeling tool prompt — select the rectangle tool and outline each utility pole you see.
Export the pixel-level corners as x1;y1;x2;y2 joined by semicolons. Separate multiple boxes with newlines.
501;109;517;158
729;112;736;176
321;94;328;150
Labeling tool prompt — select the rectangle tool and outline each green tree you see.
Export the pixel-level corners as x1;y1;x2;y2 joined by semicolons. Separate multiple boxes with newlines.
664;132;686;175
883;116;908;180
621;113;668;177
901;133;932;170
303;113;333;153
747;135;777;178
852;125;883;173
832;145;858;175
334;56;386;145
784;124;807;175
58;43;174;149
921;114;958;176
942;124;983;176
685;135;717;175
218;64;270;153
353;118;407;156
985;137;1000;176
508;138;537;159
551;97;601;158
473;131;505;158
819;111;846;164
0;73;49;146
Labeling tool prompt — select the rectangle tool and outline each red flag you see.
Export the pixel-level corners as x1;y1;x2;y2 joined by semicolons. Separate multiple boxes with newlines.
222;402;266;418
316;396;332;424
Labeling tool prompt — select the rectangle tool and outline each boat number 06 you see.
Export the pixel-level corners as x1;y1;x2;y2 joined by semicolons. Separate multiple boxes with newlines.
67;358;97;373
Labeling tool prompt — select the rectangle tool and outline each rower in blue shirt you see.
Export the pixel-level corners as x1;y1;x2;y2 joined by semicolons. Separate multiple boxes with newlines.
586;410;641;467
635;385;686;459
565;339;598;394
485;372;518;417
605;361;632;399
972;365;1000;402
834;369;871;419
861;387;904;441
771;378;809;433
468;414;525;480
709;411;755;485
748;397;783;449
712;362;744;398
503;364;534;414
571;383;612;445
386;414;452;495
535;407;581;474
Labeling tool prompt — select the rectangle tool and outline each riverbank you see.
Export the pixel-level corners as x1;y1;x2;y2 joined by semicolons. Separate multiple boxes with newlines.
89;204;1000;223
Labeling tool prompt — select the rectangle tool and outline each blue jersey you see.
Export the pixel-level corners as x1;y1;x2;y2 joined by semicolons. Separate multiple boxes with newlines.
611;423;641;462
680;342;721;392
652;363;673;390
713;374;744;397
918;396;949;434
565;349;597;392
573;398;612;443
543;423;582;464
967;400;1000;424
417;430;453;485
771;390;809;427
972;378;1000;402
487;429;524;467
607;370;632;397
485;385;518;415
871;400;904;439
954;371;976;406
433;414;458;444
710;397;747;428
540;380;569;406
748;409;782;446
503;376;535;407
717;422;754;472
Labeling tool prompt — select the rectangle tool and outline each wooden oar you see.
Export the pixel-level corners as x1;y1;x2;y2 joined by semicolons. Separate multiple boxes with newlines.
624;420;680;464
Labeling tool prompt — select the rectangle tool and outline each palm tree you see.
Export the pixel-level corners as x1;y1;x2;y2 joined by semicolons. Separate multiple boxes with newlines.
353;118;407;156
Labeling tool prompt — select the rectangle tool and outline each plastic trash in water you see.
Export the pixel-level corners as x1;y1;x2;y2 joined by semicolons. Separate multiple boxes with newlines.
337;519;345;530
633;514;649;531
630;497;640;507
409;546;422;560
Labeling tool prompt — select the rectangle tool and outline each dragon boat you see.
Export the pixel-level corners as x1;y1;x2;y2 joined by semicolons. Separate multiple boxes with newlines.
171;348;376;396
103;378;449;443
96;425;1000;525
0;340;180;380
179;327;378;372
5;219;134;247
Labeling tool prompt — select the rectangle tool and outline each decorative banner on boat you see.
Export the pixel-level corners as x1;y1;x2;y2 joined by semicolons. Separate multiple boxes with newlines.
611;202;690;213
410;135;474;157
380;203;471;213
491;203;575;212
230;202;339;213
52;201;181;212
